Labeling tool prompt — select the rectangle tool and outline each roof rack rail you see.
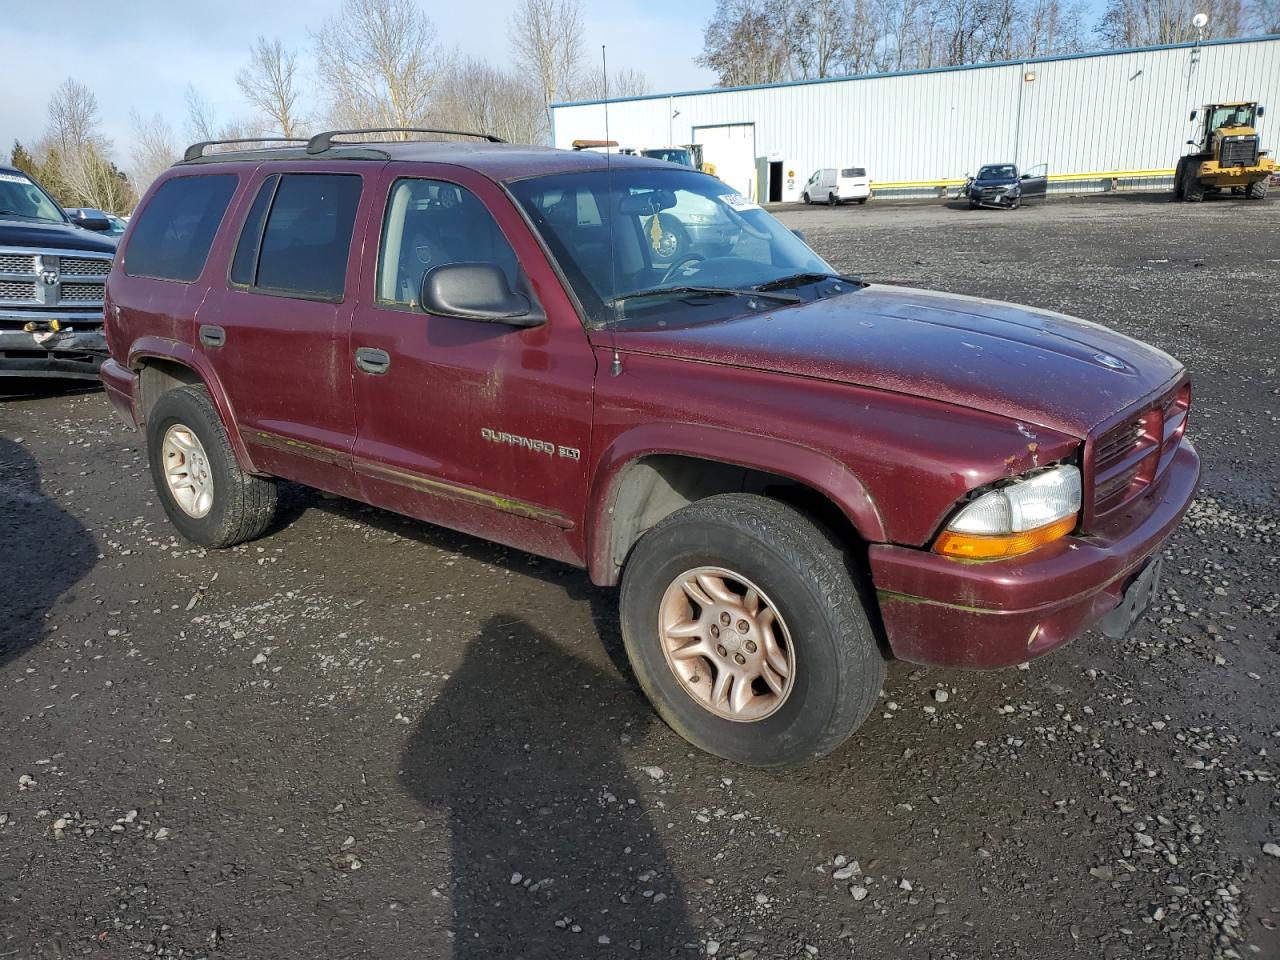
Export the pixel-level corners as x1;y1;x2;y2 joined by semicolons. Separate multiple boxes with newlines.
183;137;309;162
306;127;506;154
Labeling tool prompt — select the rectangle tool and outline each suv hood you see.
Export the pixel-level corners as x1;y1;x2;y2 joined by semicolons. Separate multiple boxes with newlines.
606;285;1183;437
0;217;118;253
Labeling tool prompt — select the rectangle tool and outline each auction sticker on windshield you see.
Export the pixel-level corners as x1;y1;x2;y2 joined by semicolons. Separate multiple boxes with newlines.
0;173;31;184
719;193;760;212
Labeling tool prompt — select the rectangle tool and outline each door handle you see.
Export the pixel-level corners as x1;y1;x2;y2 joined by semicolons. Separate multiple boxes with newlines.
355;347;391;375
199;324;226;348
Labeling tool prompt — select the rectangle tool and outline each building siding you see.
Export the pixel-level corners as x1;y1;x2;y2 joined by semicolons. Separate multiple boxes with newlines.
551;36;1280;197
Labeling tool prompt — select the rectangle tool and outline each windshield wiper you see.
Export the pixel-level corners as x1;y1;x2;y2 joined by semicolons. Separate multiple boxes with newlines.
610;285;801;306
753;272;865;292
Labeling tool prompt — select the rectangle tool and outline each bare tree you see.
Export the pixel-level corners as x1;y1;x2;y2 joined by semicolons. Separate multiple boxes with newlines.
510;0;584;124
236;36;306;138
434;59;548;144
47;78;105;155
1097;0;1245;45
1251;0;1280;31
313;0;444;133
184;84;219;142
129;110;179;195
576;66;650;101
698;0;791;86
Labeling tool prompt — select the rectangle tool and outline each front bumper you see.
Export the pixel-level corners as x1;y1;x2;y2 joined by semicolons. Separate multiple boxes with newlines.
0;323;107;380
869;438;1199;668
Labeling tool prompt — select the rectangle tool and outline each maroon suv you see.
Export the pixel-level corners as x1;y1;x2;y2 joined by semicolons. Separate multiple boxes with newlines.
100;130;1199;767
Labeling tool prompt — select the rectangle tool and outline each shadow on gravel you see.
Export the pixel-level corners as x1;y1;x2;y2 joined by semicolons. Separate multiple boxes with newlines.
0;435;97;669
0;377;100;400
275;483;636;680
401;614;695;959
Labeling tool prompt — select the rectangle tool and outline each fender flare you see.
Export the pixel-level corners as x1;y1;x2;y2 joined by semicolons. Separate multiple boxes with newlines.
127;336;260;474
585;423;886;585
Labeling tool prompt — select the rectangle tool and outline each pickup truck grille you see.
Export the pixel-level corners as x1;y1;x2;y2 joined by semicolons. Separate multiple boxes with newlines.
0;246;113;311
1220;136;1259;167
1091;383;1190;517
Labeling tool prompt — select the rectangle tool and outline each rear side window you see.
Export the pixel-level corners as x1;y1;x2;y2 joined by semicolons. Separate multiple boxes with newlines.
231;173;362;301
124;175;238;281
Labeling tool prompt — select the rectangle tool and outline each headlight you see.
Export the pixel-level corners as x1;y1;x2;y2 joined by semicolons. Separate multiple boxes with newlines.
934;465;1081;560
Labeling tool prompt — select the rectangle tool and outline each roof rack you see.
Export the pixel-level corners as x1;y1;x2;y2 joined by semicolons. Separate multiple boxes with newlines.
305;127;506;154
183;137;309;162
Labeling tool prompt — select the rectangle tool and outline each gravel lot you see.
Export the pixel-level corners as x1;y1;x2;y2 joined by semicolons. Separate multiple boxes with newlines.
2;193;1278;960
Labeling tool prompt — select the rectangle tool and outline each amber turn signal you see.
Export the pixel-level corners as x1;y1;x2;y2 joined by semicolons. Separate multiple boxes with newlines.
934;515;1077;560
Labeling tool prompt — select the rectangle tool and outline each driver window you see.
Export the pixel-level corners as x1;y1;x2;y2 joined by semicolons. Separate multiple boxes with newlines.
377;178;518;307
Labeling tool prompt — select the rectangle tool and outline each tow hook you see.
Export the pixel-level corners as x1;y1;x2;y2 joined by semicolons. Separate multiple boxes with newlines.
22;319;64;333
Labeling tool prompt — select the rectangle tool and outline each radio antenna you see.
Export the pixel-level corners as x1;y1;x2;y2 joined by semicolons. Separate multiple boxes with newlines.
602;43;622;375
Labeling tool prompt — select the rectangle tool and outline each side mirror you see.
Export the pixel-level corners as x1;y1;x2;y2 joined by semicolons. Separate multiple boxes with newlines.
67;208;112;232
1186;140;1197;147
1258;106;1265;117
419;262;544;327
1189;110;1198;121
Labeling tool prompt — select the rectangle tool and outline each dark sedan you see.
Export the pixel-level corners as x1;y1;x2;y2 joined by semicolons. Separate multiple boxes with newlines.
965;163;1048;209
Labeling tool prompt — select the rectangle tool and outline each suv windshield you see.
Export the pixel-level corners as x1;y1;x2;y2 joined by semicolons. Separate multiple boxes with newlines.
0;171;68;224
977;165;1018;180
508;168;835;327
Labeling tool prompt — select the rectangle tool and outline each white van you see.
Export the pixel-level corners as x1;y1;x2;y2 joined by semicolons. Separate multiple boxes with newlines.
802;167;873;205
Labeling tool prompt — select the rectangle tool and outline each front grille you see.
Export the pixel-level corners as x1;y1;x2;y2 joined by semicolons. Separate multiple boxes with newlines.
0;247;113;308
60;256;112;277
61;282;104;302
1091;383;1191;518
0;254;36;273
0;280;36;300
1220;136;1259;167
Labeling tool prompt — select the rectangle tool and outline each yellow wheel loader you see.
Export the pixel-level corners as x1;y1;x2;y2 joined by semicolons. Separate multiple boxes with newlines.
1175;102;1274;202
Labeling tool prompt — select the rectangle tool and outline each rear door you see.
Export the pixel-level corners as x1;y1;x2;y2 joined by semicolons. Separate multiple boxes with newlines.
1021;163;1048;199
348;163;595;563
196;164;371;497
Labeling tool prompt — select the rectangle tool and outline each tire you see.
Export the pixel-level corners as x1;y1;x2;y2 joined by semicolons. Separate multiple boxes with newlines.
1247;179;1269;200
856;197;868;205
146;385;277;549
827;192;838;206
968;199;979;210
802;192;810;205
643;214;688;262
1173;158;1186;199
619;494;886;767
1181;164;1205;202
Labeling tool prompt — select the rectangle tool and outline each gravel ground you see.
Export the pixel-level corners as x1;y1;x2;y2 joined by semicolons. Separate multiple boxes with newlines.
2;193;1278;960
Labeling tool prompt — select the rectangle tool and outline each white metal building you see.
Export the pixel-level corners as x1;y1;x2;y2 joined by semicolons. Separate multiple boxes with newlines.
551;35;1280;201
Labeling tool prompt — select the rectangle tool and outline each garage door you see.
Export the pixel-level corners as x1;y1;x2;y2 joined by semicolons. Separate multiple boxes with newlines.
693;124;756;200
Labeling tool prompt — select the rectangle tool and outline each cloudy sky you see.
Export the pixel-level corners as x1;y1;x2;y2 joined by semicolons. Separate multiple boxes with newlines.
0;0;717;167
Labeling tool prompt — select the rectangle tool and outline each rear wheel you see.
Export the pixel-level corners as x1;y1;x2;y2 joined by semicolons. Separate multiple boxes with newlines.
827;192;838;206
1247;179;1269;200
619;494;886;767
147;385;277;548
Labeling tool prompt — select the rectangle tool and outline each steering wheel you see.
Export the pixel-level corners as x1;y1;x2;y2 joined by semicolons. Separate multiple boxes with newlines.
661;253;705;284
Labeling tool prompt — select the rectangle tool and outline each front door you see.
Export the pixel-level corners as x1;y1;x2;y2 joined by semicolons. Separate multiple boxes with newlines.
197;166;369;497
1021;163;1049;199
348;164;596;564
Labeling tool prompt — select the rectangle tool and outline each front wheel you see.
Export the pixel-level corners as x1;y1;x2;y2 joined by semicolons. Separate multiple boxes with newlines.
619;494;886;767
147;385;277;548
802;192;811;205
1247;179;1269;200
